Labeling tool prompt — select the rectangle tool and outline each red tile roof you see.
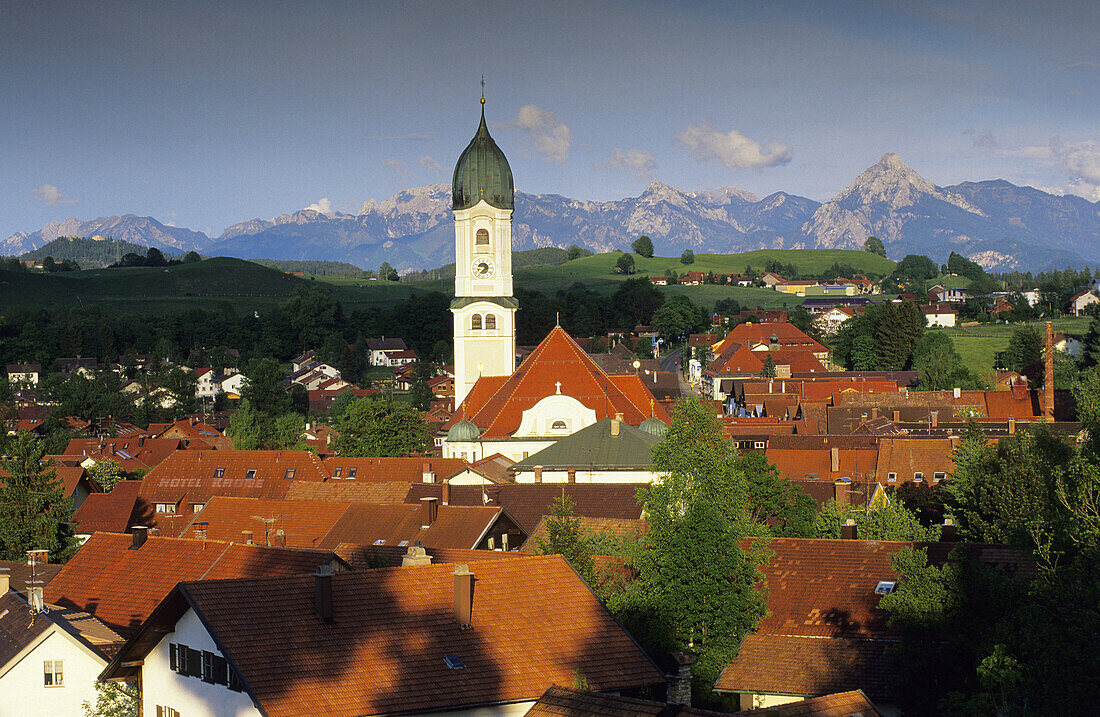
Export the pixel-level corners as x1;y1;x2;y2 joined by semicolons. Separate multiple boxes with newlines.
765;448;879;482
138;450;326;509
319;456;468;482
527;685;725;717
44;532;341;638
72;480;146;533
64;437;184;471
334;543;529;569
731;690;881;717
873;437;955;483
106;556;666;716
449;327;669;438
713;323;827;356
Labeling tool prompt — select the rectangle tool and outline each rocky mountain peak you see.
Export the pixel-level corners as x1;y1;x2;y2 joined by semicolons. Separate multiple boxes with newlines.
833;153;937;207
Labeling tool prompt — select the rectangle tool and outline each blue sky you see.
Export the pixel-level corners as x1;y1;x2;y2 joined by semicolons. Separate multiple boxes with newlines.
1;0;1096;240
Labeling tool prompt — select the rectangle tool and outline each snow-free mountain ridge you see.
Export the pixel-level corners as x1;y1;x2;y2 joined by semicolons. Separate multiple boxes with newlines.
6;155;1098;272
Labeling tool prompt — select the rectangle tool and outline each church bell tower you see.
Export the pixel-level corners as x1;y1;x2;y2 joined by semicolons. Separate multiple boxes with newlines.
451;97;518;409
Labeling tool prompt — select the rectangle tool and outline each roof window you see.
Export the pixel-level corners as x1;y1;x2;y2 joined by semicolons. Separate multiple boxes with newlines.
913;472;924;483
444;655;466;669
398;540;409;547
245;469;257;479
213;468;225;479
874;581;897;595
373;539;386;546
933;472;946;483
887;472;897;482
333;468;342;478
284;469;295;479
347;467;357;479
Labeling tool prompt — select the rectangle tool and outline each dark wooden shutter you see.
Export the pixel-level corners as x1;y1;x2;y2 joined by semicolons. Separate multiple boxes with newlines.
213;655;228;685
188;647;202;677
168;643;177;672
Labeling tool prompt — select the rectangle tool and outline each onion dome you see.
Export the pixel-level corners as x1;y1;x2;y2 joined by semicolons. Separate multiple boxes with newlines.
639;417;668;437
447;418;482;442
452;101;514;211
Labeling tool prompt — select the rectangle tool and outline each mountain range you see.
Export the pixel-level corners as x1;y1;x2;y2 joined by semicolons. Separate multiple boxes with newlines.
5;154;1097;272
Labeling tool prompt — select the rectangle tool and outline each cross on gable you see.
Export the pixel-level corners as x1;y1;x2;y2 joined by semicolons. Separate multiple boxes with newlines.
555;381;561;394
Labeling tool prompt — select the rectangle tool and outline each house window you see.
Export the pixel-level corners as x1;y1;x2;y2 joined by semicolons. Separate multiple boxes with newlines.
471;314;482;330
155;503;176;513
213;468;225;479
475;228;489;245
43;660;63;687
933;472;946;483
284;468;295;479
347;467;357;479
754;441;766;449
913;472;924;483
887;473;897;483
333;467;342;479
373;539;386;546
485;314;497;330
245;469;256;479
156;708;181;717
191;504;204;513
551;420;567;430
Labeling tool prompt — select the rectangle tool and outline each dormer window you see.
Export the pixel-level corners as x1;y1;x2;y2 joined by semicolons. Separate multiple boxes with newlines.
284;469;295;479
475;228;489;245
550;420;567;430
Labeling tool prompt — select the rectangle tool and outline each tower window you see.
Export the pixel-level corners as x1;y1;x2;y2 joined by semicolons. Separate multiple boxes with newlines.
485;314;497;330
471;314;482;330
475;228;489;245
551;420;567;430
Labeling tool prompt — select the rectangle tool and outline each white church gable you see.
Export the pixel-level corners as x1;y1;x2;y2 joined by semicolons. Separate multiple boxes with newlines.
514;394;597;438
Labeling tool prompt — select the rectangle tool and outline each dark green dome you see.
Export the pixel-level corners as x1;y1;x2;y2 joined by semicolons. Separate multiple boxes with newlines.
452;106;514;211
639;417;669;437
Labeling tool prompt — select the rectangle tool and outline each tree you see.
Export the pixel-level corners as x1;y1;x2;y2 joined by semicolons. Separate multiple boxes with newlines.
241;358;291;415
713;297;741;316
811;494;939;541
610;399;766;702
611;278;663;325
87;457;125;492
535;493;596;585
225;400;306;450
566;245;583;261
631;235;654;258
334;396;431;457
145;247;166;266
680;249;695;265
892;254;939;283
327;389;357;421
82;680;139;717
409;362;434;411
912;331;981;390
182;251;201;263
289;383;309;415
997;326;1043;374
42;256;57;273
379;262;399;281
281;284;341;349
740;451;816;537
652;295;701;342
760;354;777;378
614;253;635;275
0;432;76;561
863;236;887;257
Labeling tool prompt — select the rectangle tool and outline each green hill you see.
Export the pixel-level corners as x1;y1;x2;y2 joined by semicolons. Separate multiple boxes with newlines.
21;236;162;268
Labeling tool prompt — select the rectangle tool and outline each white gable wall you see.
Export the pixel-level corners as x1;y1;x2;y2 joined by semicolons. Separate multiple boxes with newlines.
0;626;104;717
142;608;259;717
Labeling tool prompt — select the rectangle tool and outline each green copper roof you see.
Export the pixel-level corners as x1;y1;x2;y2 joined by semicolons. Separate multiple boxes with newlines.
511;418;660;471
450;296;520;311
447;419;481;442
452;107;514;211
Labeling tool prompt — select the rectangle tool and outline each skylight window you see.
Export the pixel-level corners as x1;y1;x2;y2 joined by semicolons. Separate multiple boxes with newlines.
373;539;386;546
347;468;357;479
444;655;466;669
213;468;225;479
333;468;342;479
398;540;409;547
284;469;295;479
874;581;896;595
245;469;257;479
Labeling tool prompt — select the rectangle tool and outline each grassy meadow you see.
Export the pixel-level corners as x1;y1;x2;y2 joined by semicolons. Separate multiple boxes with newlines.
942;317;1090;378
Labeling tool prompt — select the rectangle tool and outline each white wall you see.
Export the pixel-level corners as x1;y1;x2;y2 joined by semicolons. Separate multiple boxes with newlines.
513;468;656;484
0;628;104;717
444;439;556;463
142;608;260;717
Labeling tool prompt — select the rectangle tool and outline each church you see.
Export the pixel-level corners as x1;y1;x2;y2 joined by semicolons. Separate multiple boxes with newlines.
443;100;669;464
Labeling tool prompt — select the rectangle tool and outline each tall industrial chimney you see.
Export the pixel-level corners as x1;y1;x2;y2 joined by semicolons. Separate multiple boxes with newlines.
1044;321;1055;422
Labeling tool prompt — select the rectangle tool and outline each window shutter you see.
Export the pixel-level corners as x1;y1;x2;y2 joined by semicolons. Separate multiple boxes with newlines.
228;667;244;692
213;655;228;685
169;643;177;672
188;647;202;677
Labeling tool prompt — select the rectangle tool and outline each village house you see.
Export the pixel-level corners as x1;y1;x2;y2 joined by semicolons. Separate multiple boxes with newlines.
927;284;967;303
509;416;666;484
761;272;785;288
366;337;412;366
1069;289;1100;316
100;555;668;717
921;303;957;328
220;371;245;399
812;306;856;336
5;363;41;386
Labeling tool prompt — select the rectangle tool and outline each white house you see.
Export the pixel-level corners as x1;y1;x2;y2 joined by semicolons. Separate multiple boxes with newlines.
0;585;122;717
921;304;958;328
1070;290;1100;316
101;556;666;717
366;337;410;366
220;372;245;399
813;307;856;336
5;363;41;386
193;368;219;399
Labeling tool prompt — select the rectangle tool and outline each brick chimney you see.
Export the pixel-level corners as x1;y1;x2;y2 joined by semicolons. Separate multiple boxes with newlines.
1008;418;1016;435
422;461;435;483
567;469;576;484
1044;321;1055;422
533;465;543;483
830;447;840;473
453;565;474;629
841;518;857;540
442;480;450;506
667;652;694;706
893;410;901;422
930;410;939;428
242;530;254;545
834;479;851;506
941;518;957;542
420;497;439;529
314;570;333;622
130;526;148;549
0;574;8;596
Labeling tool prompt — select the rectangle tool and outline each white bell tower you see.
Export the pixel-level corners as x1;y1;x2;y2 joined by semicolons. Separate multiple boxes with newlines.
451;98;518;409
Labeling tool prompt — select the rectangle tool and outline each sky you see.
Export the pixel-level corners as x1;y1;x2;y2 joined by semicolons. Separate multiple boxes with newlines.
1;0;1097;240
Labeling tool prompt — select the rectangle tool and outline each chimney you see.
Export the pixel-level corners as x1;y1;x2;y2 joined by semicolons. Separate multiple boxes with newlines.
1044;321;1055;422
893;410;901;422
668;652;694;706
930;410;939;428
422;461;435;483
830;447;840;473
533;465;543;483
194;522;208;541
953;387;961;399
138;436;145;446
1008;418;1016;435
420;497;439;529
313;570;333;622
242;530;254;545
130;526;148;549
871;407;878;419
941;518;957;542
0;574;8;597
567;469;576;484
453;564;474;628
834;479;851;506
402;545;432;566
841;518;857;540
442;480;450;506
612;412;623;436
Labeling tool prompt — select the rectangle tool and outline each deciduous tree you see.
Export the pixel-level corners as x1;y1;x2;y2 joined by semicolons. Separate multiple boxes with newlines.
631;235;654;258
334;396;431;457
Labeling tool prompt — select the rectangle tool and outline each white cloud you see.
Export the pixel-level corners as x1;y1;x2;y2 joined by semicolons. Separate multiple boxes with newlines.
305;198;334;214
964;128;998;148
599;148;657;181
32;183;77;206
675;122;792;170
418;155;444;173
508;104;572;164
1002;137;1100;201
383;159;412;178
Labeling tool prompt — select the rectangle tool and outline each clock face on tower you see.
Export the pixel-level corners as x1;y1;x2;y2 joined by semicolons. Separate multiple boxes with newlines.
472;257;496;279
